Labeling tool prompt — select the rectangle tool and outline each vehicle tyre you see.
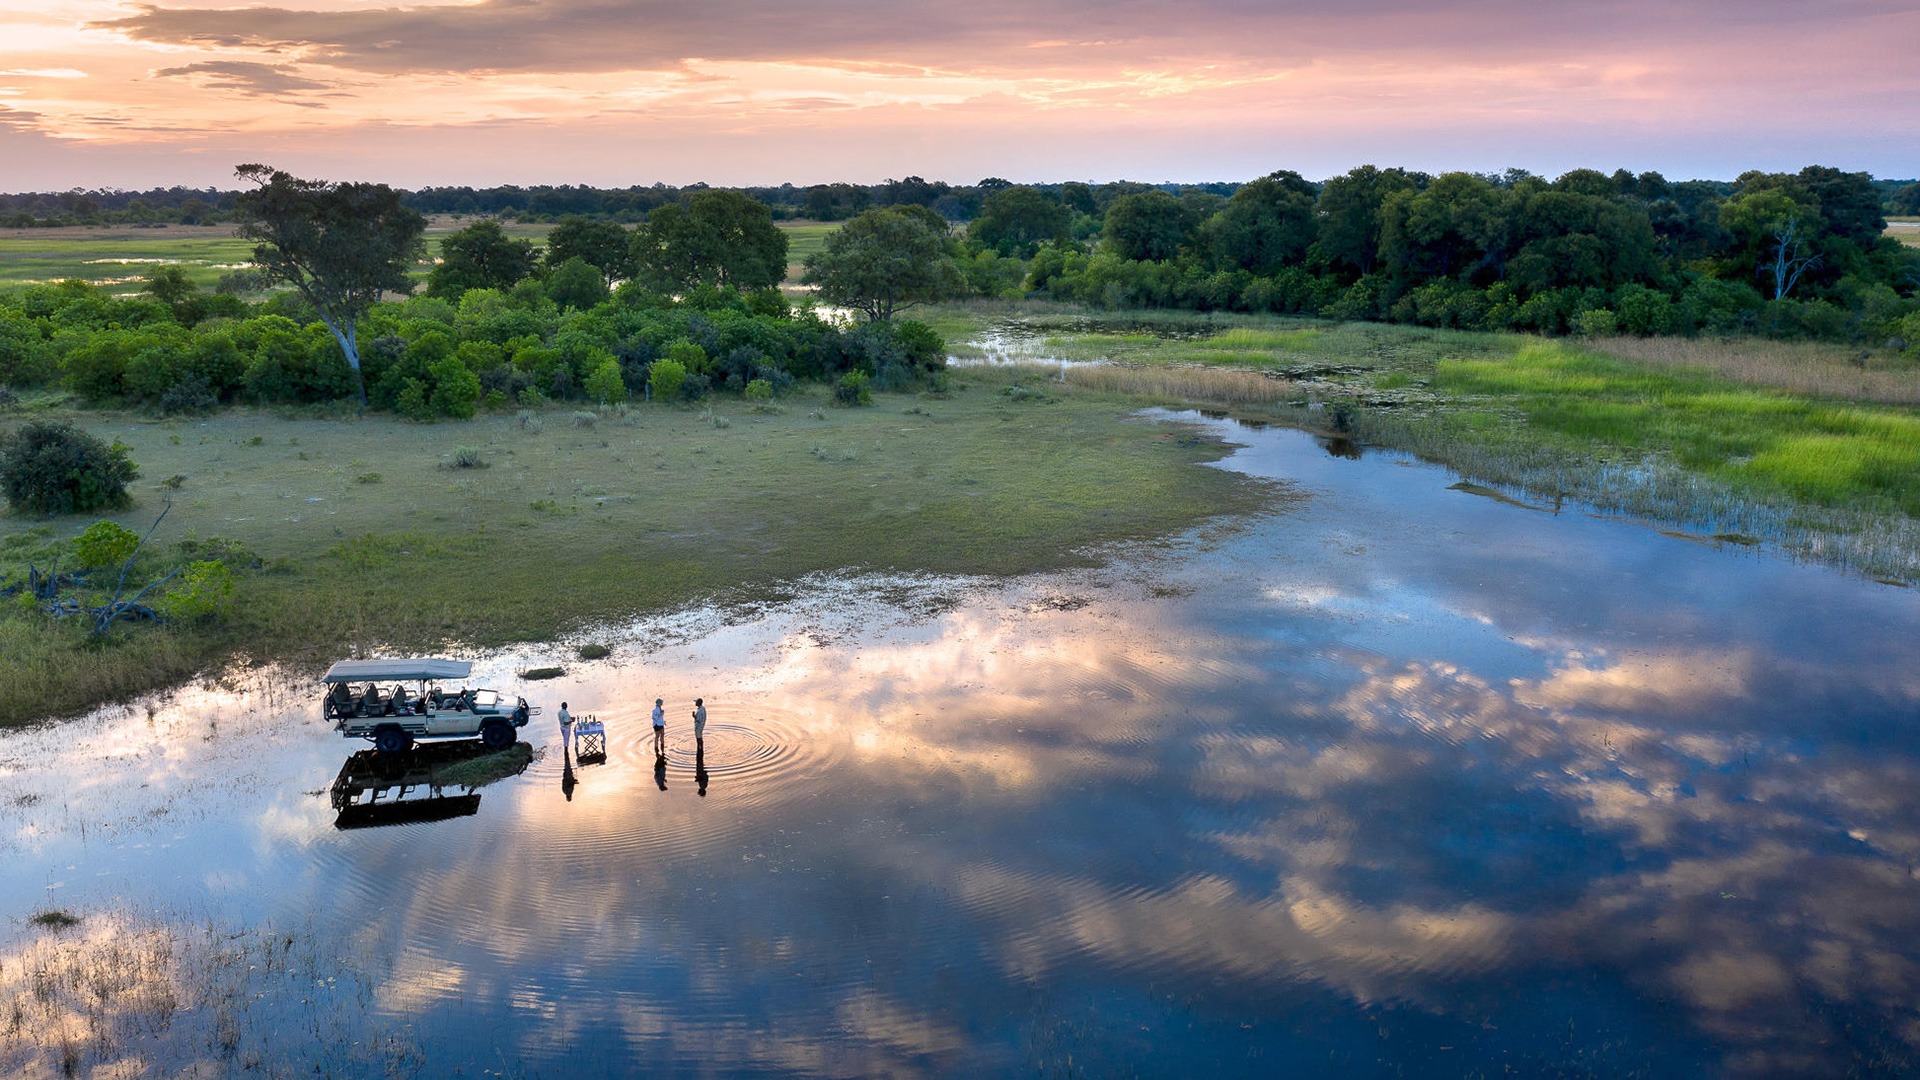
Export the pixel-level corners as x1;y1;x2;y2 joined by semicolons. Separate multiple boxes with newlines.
374;726;412;754
481;720;515;750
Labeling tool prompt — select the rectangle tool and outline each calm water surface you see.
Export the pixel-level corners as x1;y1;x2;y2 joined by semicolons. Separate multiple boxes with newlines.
3;412;1918;1077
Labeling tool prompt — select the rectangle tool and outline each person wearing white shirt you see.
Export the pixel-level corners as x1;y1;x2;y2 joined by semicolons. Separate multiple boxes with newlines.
651;698;666;758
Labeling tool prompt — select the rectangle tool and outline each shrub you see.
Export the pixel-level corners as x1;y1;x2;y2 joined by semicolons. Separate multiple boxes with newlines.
428;354;482;419
649;357;687;401
833;370;873;407
156;372;219;416
71;520;140;569
0;420;139;515
1572;308;1619;338
584;357;627;405
744;378;774;405
159;560;236;621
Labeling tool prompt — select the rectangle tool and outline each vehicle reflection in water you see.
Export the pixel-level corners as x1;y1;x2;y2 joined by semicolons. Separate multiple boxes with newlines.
328;741;532;829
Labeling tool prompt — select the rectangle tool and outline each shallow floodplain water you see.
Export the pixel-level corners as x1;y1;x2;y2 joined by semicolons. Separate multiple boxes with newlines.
4;412;1919;1077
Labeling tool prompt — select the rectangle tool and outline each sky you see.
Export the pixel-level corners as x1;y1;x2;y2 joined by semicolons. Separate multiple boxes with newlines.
0;0;1915;192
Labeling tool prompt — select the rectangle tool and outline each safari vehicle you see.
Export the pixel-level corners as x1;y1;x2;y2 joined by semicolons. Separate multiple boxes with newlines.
324;658;535;753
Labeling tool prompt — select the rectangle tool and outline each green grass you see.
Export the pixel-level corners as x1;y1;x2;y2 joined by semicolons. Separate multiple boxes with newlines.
927;302;1920;580
0;383;1264;725
1431;340;1920;514
0;226;260;293
0;217;556;295
778;220;840;286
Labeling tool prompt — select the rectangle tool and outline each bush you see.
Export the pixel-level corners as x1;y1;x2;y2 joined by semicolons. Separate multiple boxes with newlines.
1572;308;1619;338
649;357;687;401
71;520;140;569
157;372;219;416
833;370;873;407
584;357;627;404
0;420;139;515
159;560;236;621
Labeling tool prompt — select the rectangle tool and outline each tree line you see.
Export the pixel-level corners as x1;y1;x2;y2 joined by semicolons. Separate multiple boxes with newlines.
0;168;943;419
987;165;1920;342
10;169;1914;229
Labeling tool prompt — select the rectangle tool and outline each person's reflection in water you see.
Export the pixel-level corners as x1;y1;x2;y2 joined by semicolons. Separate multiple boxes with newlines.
654;753;668;791
695;741;709;797
561;755;577;802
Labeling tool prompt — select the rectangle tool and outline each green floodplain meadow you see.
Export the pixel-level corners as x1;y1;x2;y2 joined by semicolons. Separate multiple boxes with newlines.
1;220;1917;727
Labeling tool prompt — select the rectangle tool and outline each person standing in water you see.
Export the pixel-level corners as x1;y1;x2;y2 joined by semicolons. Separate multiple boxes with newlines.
557;701;573;755
691;698;707;744
651;697;666;758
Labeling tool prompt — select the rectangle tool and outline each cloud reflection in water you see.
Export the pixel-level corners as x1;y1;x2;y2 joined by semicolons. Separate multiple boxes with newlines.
2;416;1917;1076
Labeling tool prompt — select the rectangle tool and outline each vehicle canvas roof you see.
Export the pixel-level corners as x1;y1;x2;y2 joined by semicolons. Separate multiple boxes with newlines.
322;658;474;684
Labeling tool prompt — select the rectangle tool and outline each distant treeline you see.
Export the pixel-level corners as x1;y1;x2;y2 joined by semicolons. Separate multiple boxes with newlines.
0;176;1243;227
6;164;1920;348
11;170;1912;229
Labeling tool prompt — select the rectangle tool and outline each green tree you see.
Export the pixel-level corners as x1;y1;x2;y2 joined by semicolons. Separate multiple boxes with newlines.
631;191;788;293
1721;190;1825;300
1103;190;1200;262
1202;170;1318;274
141;265;205;325
232;164;426;408
803;183;873;221
429;219;539;297
1313;165;1422;278
969;186;1069;257
801;206;963;322
544;215;634;284
546;256;609;311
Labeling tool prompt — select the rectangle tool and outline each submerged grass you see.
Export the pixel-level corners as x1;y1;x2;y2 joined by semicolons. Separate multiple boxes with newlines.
0;380;1263;726
1;909;418;1077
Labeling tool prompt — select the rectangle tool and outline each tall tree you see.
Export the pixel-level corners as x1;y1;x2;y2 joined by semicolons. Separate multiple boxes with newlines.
801;206;962;322
1313;165;1422;278
1102;189;1194;262
1202;170;1318;274
1721;190;1825;300
968;186;1069;257
428;219;539;297
543;214;633;284
232;164;425;407
631;190;788;293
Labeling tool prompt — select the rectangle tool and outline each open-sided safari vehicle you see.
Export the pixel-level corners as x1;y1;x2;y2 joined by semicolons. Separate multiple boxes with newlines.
324;657;535;753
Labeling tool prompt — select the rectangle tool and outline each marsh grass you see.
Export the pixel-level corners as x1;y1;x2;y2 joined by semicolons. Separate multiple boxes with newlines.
927;302;1920;581
0;910;418;1077
1588;336;1920;406
0;386;1258;725
1064;365;1295;406
1432;341;1920;516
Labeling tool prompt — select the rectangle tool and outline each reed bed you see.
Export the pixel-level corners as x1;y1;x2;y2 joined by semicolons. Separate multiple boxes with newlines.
1587;336;1920;406
1064;364;1296;406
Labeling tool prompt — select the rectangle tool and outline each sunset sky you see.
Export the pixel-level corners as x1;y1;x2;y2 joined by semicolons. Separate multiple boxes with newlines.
1;0;1915;192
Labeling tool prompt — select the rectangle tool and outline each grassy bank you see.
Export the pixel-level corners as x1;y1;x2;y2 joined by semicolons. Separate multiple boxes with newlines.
930;304;1920;581
0;380;1267;726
